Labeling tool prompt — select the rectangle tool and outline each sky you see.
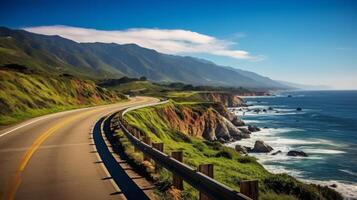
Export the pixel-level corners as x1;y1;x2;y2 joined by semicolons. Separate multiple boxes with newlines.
0;0;356;89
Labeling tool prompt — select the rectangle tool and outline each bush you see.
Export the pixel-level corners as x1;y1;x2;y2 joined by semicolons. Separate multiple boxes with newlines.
192;142;206;152
264;174;320;200
203;140;222;150
215;149;233;159
237;156;255;163
317;185;343;200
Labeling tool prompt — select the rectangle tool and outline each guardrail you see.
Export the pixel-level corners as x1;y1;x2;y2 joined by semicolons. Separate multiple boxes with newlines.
116;101;254;200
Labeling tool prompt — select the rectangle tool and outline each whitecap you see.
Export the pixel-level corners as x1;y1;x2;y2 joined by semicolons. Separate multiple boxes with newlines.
340;169;357;177
302;148;346;154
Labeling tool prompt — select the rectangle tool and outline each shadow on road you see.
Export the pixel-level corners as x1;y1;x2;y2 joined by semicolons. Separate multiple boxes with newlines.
93;116;150;200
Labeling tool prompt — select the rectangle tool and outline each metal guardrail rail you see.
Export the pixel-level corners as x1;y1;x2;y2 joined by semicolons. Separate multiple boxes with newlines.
118;100;251;200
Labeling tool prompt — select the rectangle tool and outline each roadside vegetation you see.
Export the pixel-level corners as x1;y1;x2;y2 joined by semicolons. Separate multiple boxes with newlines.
114;101;342;200
0;64;127;125
98;76;253;101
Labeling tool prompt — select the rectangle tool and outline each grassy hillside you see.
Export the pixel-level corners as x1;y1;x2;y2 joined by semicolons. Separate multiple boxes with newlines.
119;101;342;200
0;65;126;125
103;80;169;97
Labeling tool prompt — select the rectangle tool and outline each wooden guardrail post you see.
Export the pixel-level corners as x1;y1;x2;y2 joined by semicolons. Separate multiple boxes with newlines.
198;164;214;200
143;136;152;161
240;180;258;200
171;151;183;190
133;130;140;152
152;142;164;171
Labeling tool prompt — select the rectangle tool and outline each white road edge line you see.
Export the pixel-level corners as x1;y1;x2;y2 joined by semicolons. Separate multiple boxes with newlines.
0;118;46;138
0;97;142;139
0;106;96;138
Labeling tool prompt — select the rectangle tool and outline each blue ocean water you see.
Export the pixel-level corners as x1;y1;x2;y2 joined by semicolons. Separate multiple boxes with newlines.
228;90;357;198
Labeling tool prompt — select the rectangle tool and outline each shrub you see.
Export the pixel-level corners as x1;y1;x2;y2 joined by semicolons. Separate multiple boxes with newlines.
215;149;233;159
237;156;255;163
317;185;343;200
203;140;222;150
264;174;320;200
192;142;206;152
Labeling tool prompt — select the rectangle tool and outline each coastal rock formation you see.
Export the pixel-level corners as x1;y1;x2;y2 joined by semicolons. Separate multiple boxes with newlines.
157;102;250;142
213;103;245;126
199;92;247;107
287;150;308;157
271;150;282;155
238;128;251;135
250;140;274;153
235;145;248;154
248;125;261;132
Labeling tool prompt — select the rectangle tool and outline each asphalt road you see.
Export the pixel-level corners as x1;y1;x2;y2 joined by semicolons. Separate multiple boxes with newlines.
0;96;159;200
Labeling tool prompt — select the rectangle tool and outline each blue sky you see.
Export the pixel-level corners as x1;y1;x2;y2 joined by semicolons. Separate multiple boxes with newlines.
1;0;356;89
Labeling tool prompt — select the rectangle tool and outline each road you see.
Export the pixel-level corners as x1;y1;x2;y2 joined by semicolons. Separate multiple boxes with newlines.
0;96;159;200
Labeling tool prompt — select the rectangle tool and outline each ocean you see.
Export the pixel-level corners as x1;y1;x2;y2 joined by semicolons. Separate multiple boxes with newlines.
227;90;357;199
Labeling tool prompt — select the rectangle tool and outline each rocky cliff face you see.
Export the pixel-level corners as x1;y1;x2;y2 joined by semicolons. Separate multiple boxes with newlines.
155;102;249;142
198;92;247;107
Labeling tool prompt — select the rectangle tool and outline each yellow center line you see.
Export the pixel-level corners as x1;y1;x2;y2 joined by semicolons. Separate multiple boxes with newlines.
3;97;152;200
4;108;104;200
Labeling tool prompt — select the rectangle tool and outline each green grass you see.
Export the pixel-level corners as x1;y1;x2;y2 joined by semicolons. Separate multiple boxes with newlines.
107;81;168;96
102;80;227;103
0;69;126;125
119;101;343;200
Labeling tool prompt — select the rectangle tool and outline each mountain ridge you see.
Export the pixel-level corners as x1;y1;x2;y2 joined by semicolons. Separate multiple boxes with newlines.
0;27;290;89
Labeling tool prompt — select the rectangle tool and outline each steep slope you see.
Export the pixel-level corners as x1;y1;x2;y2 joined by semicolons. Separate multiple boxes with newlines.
124;101;248;142
0;27;289;89
118;101;342;200
0;64;126;125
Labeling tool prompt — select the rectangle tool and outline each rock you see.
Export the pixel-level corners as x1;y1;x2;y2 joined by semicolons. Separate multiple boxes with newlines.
238;128;251;134
271;150;282;155
231;116;245;126
263;109;267;112
268;107;274;110
251;140;274;153
248;125;261;132
330;184;337;188
244;146;253;152
287;150;308;157
254;109;260;113
235;145;248;154
296;107;302;111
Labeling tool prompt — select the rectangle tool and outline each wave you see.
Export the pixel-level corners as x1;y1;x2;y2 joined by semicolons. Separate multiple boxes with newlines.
305;179;357;199
340;169;357;177
302;148;346;154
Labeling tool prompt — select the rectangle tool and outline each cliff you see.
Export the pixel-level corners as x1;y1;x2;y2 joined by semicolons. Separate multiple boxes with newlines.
124;101;248;142
197;92;247;107
120;101;343;200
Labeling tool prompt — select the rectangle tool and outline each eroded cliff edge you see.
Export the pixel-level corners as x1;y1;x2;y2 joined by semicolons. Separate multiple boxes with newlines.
125;101;248;143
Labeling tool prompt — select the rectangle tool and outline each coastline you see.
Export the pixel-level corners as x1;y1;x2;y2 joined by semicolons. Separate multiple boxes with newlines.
227;93;357;199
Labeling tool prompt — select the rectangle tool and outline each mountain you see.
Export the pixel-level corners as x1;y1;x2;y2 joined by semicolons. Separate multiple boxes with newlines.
224;66;289;89
0;27;290;89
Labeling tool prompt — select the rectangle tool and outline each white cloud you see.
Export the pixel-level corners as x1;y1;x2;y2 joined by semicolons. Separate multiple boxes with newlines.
24;25;256;60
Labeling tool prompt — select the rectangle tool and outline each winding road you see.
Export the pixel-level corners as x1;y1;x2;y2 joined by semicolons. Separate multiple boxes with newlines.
0;96;158;200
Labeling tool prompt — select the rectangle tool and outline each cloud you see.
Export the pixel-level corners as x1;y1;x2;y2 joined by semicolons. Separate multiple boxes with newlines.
24;25;256;60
